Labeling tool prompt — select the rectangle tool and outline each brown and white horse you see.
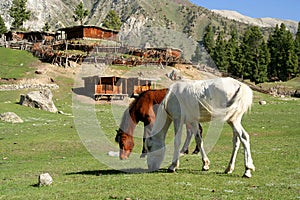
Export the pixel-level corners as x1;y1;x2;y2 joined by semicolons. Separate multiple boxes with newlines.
115;89;200;160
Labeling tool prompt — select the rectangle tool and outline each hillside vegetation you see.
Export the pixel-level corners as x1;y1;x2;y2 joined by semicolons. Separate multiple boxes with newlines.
0;47;36;79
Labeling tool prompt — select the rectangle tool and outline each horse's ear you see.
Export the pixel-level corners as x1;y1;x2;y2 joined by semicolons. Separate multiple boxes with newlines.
115;134;120;143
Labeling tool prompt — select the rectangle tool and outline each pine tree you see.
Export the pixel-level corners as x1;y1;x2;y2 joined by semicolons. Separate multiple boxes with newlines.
268;23;298;81
203;24;215;55
73;1;89;25
283;28;298;80
226;30;243;78
267;25;281;79
212;31;228;72
0;15;7;34
240;26;269;83
102;10;122;30
294;22;300;75
253;41;270;83
9;0;31;30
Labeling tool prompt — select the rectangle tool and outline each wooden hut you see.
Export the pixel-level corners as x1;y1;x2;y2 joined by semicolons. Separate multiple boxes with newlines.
57;25;119;41
80;76;156;101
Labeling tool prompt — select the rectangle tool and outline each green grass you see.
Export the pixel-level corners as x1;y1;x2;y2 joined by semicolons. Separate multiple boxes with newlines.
0;47;37;79
0;59;299;199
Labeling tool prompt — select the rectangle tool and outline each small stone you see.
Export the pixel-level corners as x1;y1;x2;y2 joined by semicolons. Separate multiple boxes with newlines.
108;151;119;157
259;100;266;105
38;173;53;186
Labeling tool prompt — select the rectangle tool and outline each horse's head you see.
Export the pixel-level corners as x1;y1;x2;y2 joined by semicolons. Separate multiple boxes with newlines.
115;129;134;160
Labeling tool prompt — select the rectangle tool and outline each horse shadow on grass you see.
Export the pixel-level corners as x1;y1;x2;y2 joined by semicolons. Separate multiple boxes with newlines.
65;168;173;176
65;168;241;177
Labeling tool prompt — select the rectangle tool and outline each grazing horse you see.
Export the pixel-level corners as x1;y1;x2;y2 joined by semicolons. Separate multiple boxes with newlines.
146;77;255;178
115;89;200;160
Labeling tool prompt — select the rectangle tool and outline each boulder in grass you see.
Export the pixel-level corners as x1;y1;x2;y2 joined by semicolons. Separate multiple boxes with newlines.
38;173;53;186
20;89;58;113
0;112;23;123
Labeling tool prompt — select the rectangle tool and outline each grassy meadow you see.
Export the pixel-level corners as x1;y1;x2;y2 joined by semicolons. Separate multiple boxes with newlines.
0;49;299;199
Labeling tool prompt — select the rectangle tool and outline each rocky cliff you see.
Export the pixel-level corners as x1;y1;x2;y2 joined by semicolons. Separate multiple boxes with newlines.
0;0;298;61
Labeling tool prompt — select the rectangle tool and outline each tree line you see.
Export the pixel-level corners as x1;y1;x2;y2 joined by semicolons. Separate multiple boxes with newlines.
203;22;300;83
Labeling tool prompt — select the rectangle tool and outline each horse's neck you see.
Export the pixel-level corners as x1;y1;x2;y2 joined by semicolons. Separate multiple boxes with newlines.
153;89;168;105
119;108;137;135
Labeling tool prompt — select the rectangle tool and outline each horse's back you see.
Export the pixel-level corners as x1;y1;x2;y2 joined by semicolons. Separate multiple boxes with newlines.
164;77;252;122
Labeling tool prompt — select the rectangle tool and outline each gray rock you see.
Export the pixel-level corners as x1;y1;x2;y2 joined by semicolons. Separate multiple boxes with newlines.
259;100;267;105
20;89;58;113
0;112;23;123
38;173;53;186
166;70;182;81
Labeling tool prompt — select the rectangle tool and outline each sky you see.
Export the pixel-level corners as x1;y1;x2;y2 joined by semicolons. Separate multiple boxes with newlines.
189;0;300;22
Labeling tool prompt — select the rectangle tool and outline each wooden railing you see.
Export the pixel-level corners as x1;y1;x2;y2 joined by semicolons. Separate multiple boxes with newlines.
95;84;121;94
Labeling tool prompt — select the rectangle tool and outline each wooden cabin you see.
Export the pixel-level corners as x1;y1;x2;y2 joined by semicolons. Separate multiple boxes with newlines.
94;76;126;101
57;25;119;41
81;76;155;101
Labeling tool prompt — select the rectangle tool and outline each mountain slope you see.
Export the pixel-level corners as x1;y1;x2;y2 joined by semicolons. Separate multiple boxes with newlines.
1;0;298;61
212;10;298;34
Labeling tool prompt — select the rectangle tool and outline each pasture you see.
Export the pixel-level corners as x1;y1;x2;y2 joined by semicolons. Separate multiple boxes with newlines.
0;52;299;199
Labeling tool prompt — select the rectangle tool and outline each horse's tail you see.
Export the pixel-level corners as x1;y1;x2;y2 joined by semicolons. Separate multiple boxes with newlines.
225;81;253;122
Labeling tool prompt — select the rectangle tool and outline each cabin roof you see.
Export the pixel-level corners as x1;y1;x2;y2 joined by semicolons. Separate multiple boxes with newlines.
57;25;119;34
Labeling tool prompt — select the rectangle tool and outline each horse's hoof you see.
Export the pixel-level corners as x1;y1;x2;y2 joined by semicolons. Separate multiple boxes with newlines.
167;168;176;173
202;163;210;171
140;153;146;158
243;171;252;178
192;150;199;155
202;167;209;171
224;167;234;174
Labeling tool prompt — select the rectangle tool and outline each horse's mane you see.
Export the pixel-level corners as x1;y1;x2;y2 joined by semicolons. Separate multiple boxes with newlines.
119;88;168;133
129;88;168;111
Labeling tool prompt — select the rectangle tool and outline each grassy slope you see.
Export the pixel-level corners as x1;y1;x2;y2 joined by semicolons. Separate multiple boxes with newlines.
0;47;37;79
0;48;299;199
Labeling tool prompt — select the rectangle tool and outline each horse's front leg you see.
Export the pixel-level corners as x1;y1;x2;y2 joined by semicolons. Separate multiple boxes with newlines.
193;122;210;171
141;125;152;158
168;119;183;172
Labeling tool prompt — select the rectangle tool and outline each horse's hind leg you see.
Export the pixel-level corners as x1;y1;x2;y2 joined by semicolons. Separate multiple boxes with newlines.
180;123;203;155
225;130;240;174
192;124;202;154
193;122;210;171
229;121;255;177
180;124;193;155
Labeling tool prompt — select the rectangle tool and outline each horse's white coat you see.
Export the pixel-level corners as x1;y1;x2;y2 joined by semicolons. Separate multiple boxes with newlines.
146;77;255;177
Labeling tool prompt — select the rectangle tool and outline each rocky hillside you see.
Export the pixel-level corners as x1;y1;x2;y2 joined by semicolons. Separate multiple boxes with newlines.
1;0;298;61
